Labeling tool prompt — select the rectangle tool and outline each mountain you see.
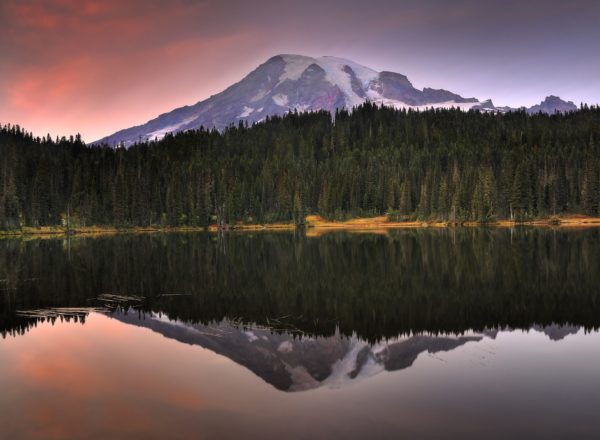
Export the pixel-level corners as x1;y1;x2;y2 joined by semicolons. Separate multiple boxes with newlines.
110;311;582;391
527;95;577;114
532;324;580;341
112;310;490;392
93;54;578;146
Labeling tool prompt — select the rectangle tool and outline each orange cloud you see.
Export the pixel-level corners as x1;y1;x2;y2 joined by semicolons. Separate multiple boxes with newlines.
0;0;273;140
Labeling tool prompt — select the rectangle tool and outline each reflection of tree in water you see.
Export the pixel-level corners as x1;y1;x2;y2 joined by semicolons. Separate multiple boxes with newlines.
1;313;87;339
1;228;600;340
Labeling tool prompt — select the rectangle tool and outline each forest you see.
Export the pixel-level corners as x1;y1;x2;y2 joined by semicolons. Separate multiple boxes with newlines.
1;103;599;229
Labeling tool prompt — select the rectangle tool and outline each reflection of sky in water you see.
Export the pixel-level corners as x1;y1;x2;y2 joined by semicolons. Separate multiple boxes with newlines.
1;313;599;439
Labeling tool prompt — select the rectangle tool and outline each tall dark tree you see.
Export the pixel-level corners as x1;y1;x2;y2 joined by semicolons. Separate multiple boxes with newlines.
1;104;600;228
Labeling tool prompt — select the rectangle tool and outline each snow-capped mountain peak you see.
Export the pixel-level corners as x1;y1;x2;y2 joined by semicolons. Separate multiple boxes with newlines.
93;54;578;146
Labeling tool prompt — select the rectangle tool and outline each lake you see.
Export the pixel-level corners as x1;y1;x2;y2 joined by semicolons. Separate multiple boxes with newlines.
1;229;600;439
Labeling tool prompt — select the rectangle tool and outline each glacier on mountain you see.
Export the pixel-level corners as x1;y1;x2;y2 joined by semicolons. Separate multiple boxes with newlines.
93;54;578;147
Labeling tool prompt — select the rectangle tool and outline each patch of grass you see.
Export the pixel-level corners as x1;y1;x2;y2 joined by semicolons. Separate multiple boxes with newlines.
2;214;600;240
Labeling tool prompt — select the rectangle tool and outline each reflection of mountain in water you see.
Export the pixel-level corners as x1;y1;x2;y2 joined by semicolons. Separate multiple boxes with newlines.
532;324;580;341
1;307;586;390
113;310;487;391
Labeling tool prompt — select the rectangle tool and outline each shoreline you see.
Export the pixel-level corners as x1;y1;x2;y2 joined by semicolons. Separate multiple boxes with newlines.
303;215;600;230
1;214;600;238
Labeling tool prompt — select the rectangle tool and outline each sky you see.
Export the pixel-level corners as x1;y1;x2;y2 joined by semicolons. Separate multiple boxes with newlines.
1;0;599;142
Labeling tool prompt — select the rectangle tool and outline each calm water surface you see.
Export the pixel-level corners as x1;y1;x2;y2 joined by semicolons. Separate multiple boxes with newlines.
1;229;600;439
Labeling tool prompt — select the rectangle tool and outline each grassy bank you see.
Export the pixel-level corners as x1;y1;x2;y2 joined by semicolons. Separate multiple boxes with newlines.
0;223;296;238
306;214;600;229
1;214;600;238
0;225;208;238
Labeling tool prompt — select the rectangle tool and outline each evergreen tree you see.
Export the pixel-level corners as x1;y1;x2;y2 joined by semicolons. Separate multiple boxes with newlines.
1;105;599;228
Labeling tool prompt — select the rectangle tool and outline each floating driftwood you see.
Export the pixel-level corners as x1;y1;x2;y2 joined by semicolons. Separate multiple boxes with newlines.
15;295;144;322
92;293;145;304
16;307;111;319
230;315;306;335
157;293;193;297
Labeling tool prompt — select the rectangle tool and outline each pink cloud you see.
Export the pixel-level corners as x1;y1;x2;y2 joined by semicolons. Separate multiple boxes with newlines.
0;0;265;140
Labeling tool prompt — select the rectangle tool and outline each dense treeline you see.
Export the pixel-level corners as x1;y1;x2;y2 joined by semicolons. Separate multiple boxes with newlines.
1;104;600;229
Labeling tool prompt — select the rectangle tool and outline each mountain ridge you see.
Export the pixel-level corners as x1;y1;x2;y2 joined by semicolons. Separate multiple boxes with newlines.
93;54;578;146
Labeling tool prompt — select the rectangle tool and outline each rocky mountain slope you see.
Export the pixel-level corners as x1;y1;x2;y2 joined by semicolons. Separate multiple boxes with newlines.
94;55;578;146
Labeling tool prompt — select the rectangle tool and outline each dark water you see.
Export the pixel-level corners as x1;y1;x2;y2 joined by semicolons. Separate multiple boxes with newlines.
1;229;600;439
